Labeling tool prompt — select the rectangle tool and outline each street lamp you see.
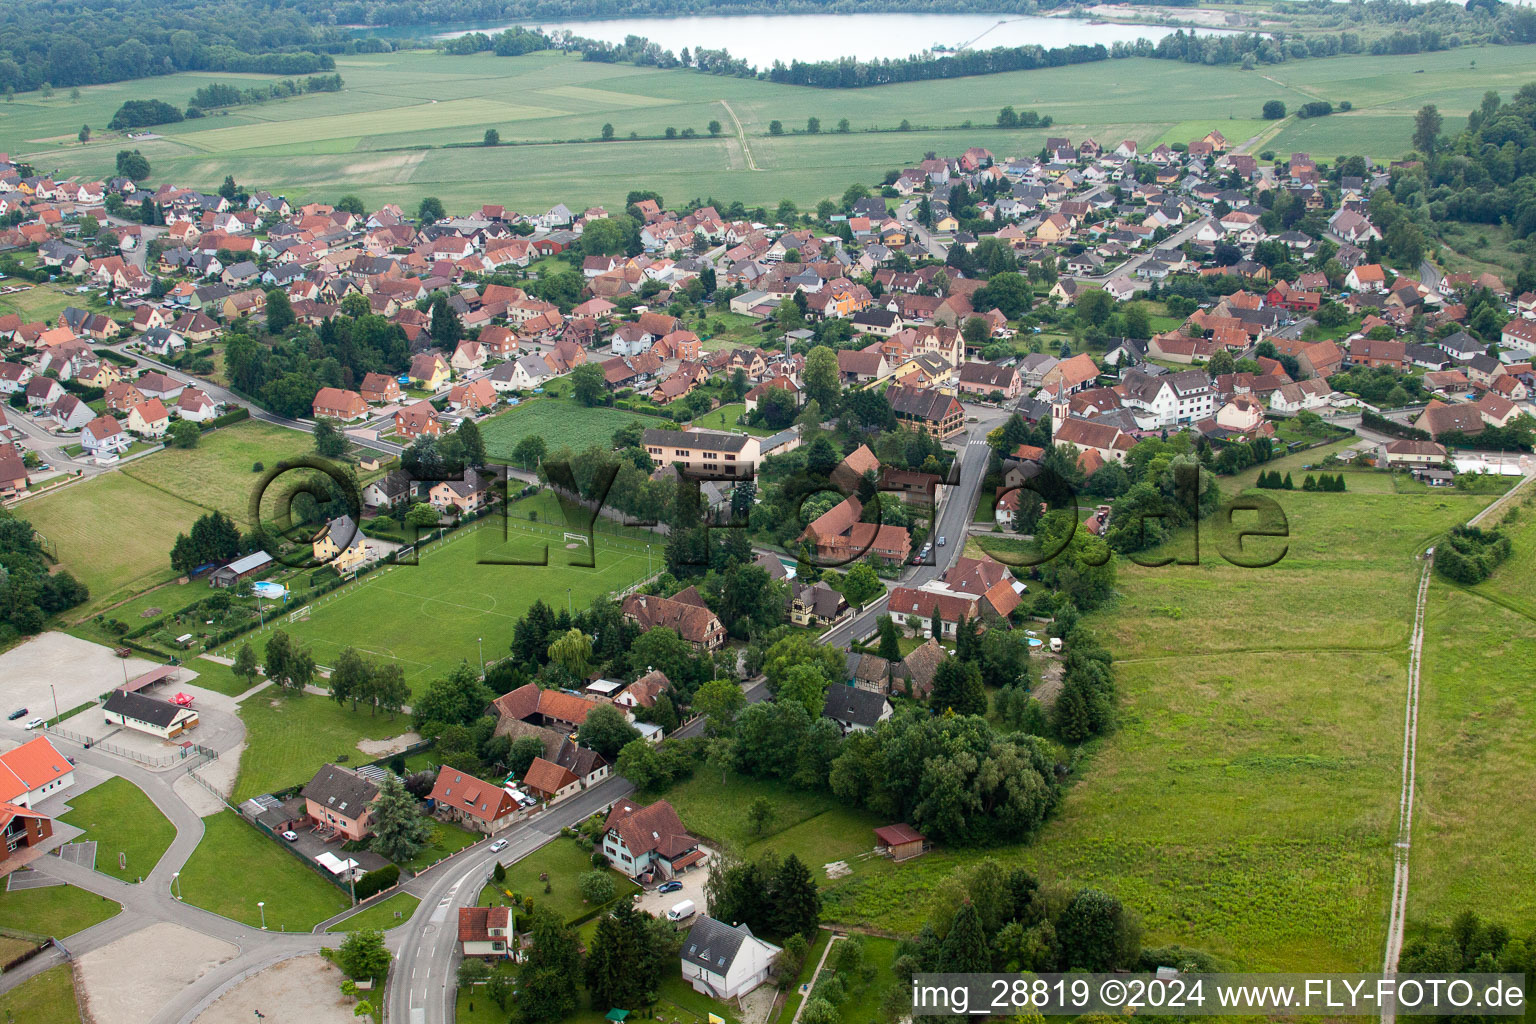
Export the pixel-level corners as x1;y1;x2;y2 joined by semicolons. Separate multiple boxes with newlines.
172;871;181;900
49;684;60;726
257;901;266;930
477;637;484;677
566;587;572;616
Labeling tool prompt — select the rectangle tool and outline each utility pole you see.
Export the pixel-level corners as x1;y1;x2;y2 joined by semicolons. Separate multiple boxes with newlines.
50;684;60;725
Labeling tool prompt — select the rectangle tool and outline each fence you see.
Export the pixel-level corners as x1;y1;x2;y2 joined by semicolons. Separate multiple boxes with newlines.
43;726;219;771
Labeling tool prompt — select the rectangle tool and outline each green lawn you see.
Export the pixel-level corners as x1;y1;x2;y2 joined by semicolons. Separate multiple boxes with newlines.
780;929;834;1023
325;891;421;932
11;46;1532;209
217;508;659;695
19;420;315;618
689;403;772;436
481;396;645;459
121;419;315;526
402;818;483;873
0;883;120;940
57;778;177;883
829;936;901;1024
232;691;413;802
178;811;350;931
490;838;638;924
0;966;81;1024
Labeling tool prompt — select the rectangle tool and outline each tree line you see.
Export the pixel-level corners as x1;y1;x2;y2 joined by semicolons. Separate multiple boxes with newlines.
0;508;89;641
188;73;342;111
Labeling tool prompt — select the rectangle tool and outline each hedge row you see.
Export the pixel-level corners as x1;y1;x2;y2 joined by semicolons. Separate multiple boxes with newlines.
202;406;251;430
1362;409;1431;441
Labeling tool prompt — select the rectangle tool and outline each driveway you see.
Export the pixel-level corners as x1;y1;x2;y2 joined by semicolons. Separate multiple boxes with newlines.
632;851;712;923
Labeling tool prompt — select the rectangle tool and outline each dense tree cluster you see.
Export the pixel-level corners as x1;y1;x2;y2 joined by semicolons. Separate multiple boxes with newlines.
0;509;89;642
705;851;823;940
1413;82;1536;239
0;0;344;93
169;510;243;575
1433;524;1512;584
187;73;341;111
223;309;411;418
1400;910;1536;975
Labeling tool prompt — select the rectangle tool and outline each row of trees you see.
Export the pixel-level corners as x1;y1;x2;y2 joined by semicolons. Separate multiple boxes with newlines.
168;510;243;575
0;509;90;640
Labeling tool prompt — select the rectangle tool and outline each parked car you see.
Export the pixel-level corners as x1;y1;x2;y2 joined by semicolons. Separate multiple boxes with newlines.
658;880;684;894
24;718;45;730
489;839;508;853
281;830;299;842
7;708;27;721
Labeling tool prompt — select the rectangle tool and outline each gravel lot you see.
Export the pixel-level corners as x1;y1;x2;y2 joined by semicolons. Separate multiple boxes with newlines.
0;632;158;732
194;956;361;1024
77;923;236;1024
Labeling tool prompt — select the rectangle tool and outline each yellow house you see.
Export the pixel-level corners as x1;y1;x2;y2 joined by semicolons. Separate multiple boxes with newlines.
312;515;368;573
932;215;958;233
409;352;451;391
79;362;123;388
1035;214;1071;244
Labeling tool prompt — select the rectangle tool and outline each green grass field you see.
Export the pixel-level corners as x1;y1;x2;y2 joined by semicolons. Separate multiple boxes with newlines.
0;883;120;940
218;507;659;694
20;420;317;617
325;890;420;932
232;690;414;802
8;45;1532;209
480;396;645;459
0;966;81;1024
57;778;177;883
489;837;639;924
178;811;350;930
402;818;482;872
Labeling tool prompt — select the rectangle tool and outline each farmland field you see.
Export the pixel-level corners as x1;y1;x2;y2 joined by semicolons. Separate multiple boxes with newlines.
6;45;1533;209
120;420;314;524
216;500;660;696
232;689;415;802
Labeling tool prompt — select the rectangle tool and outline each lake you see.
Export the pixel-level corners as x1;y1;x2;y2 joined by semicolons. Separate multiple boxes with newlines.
399;12;1238;66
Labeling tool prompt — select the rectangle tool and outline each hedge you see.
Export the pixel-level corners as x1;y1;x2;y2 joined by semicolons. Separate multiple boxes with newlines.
62;379;105;402
1362;409;1430;441
203;406;251;430
354;864;400;901
94;347;137;366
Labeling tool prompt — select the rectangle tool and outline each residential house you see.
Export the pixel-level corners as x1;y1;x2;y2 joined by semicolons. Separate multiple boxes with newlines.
1269;379;1333;413
428;467;495;515
820;685;892;734
790;580;848;627
1414;400;1485;438
428;766;519;834
0;448;27;498
801;496;911;566
1381;439;1448;468
1040;353;1100;396
81;414;130;457
601;798;705;881
409;352;451;390
955;361;1023;399
394;400;442;439
681;918;781;1001
300;764;378;841
49;394;95;431
620;589;726;651
132;371;186;401
360;373;401;405
887;385;965;439
362;470;415;511
1053;417;1134;463
522;757;581;804
458;907;513;961
312;387;368;422
312;515;368;572
125;397;170;437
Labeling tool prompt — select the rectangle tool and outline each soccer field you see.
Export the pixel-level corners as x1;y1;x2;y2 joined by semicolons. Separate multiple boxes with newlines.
221;510;660;694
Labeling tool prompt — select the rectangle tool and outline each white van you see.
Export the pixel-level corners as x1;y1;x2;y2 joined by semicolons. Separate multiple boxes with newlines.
666;899;696;923
1049;637;1063;654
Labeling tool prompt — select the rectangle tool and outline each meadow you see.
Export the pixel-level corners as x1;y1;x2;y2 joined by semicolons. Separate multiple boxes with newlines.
1014;484;1501;970
57;777;177;883
217;502;660;695
231;688;414;802
6;45;1533;209
177;811;350;930
19;420;317;616
1407;491;1536;933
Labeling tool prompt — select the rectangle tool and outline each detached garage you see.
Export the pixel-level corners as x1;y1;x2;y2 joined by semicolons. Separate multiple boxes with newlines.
102;690;199;739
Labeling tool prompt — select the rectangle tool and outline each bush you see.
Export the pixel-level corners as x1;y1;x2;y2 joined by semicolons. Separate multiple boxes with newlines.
353;864;400;901
253;461;264;473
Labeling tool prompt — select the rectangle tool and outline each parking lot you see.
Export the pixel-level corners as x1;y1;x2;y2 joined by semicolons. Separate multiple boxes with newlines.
0;632;161;738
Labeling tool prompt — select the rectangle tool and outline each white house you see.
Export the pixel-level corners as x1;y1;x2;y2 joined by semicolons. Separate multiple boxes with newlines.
102;690;199;739
458;906;513;961
1119;369;1216;429
680;917;781;1001
489;355;552;393
0;736;77;808
1269;379;1333;413
82;414;131;455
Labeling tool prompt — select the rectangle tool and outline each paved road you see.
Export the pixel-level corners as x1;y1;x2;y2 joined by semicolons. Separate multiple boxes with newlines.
385;681;764;1024
821;413;999;648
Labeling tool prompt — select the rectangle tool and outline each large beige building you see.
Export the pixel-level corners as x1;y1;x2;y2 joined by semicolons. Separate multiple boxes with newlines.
643;428;762;478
